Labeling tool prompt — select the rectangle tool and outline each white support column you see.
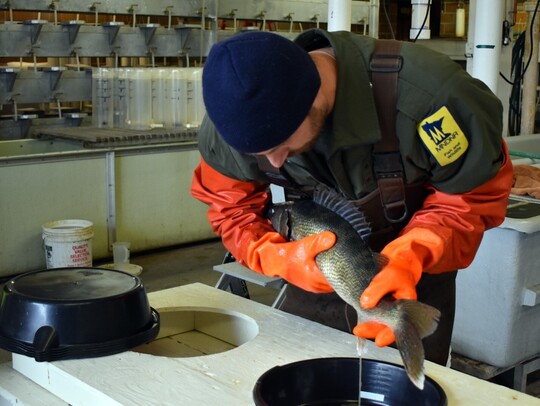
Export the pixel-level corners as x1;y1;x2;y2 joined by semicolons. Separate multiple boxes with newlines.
471;0;505;93
328;0;352;32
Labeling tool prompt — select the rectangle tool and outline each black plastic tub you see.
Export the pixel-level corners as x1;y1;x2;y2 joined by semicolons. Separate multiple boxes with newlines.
0;267;159;362
253;358;447;406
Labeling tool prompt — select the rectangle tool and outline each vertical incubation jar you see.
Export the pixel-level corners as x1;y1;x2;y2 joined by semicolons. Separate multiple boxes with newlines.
185;67;205;128
126;68;152;130
151;68;168;128
92;68;114;128
114;68;129;128
166;68;188;128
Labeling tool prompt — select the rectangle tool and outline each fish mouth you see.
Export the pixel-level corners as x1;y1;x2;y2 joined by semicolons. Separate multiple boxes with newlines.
266;203;295;240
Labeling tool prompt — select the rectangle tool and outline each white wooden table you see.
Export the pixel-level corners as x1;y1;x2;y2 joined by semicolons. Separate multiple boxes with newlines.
0;283;539;405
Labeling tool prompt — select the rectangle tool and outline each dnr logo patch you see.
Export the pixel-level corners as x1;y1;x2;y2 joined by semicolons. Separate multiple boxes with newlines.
417;106;469;166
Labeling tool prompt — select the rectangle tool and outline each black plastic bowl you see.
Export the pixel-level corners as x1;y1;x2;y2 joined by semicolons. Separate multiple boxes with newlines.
253;358;447;406
0;267;159;361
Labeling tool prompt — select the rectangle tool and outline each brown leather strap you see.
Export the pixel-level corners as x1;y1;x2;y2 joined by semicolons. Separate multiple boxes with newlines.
370;39;407;223
371;40;403;154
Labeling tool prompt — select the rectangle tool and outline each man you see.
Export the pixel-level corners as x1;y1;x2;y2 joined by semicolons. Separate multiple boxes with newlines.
191;29;513;365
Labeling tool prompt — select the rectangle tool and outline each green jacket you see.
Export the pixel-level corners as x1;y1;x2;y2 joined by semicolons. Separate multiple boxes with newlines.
198;29;503;199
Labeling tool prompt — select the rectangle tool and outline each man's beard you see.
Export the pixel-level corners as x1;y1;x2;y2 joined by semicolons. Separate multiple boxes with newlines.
289;106;327;156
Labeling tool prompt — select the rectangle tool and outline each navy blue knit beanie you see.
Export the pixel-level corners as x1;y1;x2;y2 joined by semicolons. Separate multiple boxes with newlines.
202;31;321;153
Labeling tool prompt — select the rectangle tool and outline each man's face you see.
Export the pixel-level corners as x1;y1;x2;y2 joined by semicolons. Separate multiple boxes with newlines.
255;106;327;168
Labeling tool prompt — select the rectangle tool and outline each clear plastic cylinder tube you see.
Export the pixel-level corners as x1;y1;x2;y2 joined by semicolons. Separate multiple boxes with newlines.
126;68;152;130
167;68;188;128
151;68;169;128
92;68;114;128
113;68;129;128
185;67;205;128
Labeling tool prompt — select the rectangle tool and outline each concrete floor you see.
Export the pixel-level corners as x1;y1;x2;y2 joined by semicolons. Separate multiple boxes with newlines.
118;238;540;400
119;239;279;306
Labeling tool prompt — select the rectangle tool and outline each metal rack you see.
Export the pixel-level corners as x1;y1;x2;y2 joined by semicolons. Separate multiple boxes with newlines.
0;1;370;30
0;0;370;141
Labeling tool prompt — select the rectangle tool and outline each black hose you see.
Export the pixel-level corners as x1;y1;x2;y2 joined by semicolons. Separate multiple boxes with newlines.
508;31;525;136
507;0;539;135
412;2;431;43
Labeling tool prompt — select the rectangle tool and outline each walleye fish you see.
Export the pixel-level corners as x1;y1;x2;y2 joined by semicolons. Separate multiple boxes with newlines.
268;186;441;390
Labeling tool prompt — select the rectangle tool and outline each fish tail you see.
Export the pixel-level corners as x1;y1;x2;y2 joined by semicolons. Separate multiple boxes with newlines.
394;300;441;390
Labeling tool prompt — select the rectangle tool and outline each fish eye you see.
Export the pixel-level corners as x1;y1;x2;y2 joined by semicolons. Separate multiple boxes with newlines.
265;205;278;219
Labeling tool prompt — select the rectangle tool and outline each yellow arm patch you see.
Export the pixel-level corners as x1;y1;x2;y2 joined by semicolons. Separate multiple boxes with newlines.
417;106;469;166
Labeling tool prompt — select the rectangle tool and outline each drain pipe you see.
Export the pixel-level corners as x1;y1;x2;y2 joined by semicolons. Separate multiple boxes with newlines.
328;0;352;32
470;0;504;93
410;0;431;40
369;0;380;38
520;1;540;135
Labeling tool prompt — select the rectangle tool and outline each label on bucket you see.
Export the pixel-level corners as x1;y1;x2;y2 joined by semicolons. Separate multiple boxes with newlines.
45;240;93;268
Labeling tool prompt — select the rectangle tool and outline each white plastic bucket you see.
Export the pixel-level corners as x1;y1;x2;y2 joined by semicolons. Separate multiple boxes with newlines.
42;219;94;269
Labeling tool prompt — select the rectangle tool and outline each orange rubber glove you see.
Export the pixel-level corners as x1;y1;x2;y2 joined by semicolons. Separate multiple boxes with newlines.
191;158;336;293
354;141;513;347
353;227;444;346
244;230;336;293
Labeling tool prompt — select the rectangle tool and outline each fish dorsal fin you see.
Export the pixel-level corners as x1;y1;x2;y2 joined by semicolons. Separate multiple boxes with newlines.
313;186;371;242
